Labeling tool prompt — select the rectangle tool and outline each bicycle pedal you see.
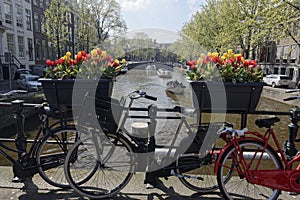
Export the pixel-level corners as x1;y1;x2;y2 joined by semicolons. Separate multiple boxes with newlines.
12;176;22;183
146;183;155;189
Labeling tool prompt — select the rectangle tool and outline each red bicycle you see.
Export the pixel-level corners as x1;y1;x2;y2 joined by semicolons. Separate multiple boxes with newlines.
215;91;300;200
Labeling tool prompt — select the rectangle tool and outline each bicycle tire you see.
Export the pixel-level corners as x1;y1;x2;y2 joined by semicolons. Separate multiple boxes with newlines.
65;132;134;199
175;148;233;193
217;140;283;200
36;126;79;189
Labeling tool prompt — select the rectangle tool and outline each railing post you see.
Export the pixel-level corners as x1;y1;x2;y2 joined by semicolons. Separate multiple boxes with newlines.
11;100;38;194
12;100;27;159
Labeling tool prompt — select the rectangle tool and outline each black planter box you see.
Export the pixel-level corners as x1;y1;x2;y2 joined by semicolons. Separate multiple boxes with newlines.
190;81;264;113
39;79;114;108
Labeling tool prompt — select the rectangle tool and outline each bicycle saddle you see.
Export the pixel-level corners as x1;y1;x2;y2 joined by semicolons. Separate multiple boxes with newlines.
255;117;280;128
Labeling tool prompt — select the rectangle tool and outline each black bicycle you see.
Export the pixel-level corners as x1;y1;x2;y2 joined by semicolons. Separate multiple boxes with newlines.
0;102;79;189
64;90;232;199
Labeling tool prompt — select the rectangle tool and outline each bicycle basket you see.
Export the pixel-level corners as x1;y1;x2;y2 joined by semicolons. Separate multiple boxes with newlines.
78;95;124;133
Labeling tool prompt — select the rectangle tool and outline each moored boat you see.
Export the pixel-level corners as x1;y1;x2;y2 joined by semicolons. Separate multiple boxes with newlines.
157;69;172;78
166;80;186;94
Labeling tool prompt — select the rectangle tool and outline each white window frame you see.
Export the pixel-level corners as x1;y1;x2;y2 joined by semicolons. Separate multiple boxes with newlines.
26;9;32;30
4;3;13;25
18;36;25;58
7;33;15;54
16;5;23;28
283;46;289;59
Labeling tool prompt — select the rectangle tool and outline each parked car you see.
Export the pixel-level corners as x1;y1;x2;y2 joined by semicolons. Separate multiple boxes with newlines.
263;74;292;88
30;64;48;77
14;69;33;80
16;74;42;91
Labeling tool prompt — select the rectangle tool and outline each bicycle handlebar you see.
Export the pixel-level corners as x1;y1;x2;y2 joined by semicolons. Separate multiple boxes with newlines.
144;94;157;101
129;90;157;101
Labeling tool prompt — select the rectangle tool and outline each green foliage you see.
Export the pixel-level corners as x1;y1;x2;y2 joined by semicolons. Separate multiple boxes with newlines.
44;0;70;58
180;0;293;59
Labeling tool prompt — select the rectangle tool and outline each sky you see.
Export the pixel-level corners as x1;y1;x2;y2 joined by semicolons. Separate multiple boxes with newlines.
116;0;206;43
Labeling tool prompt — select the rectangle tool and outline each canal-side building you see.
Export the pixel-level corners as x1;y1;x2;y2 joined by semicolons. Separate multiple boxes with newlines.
0;0;79;82
258;37;300;83
0;0;35;80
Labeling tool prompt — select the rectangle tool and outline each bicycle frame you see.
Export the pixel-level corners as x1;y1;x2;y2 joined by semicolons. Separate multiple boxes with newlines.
216;128;300;193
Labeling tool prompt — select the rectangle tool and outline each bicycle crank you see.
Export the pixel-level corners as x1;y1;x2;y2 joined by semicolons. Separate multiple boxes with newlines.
170;169;204;180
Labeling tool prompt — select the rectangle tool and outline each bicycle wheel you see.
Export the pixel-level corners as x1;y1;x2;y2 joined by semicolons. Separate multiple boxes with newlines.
65;132;134;199
175;148;232;193
36;126;78;189
217;140;283;200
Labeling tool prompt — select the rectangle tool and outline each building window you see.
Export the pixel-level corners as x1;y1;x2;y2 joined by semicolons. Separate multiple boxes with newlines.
276;46;282;63
281;68;286;75
68;26;72;41
26;9;32;31
45;0;50;8
34;12;41;32
291;45;297;64
35;39;42;61
25;0;31;3
4;3;13;25
41;0;49;9
28;38;34;61
42;40;47;60
16;6;23;28
41;15;45;33
283;46;289;63
18;36;25;58
266;46;273;63
33;0;39;7
0;6;2;22
7;33;15;54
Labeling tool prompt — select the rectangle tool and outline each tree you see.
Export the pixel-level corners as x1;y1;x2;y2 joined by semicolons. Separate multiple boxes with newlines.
268;0;300;45
44;0;70;58
76;0;98;52
182;0;277;59
84;0;127;46
170;31;207;61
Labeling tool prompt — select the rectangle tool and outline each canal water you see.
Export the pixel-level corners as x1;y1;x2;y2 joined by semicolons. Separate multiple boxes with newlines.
0;63;297;165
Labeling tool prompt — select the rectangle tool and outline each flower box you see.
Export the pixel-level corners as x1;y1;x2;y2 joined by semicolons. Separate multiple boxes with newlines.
190;81;264;113
39;78;114;108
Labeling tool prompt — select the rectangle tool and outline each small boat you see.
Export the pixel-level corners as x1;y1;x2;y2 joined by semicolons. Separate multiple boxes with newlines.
157;69;172;78
146;64;157;71
166;80;186;94
119;66;128;74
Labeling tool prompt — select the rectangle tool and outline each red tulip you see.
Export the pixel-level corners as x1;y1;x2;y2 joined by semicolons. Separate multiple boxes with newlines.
86;54;91;59
67;60;72;66
81;51;87;56
187;61;193;66
46;59;52;66
76;54;83;61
